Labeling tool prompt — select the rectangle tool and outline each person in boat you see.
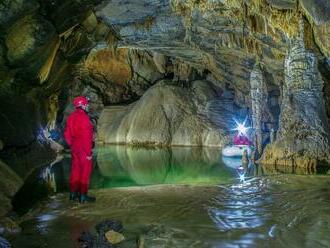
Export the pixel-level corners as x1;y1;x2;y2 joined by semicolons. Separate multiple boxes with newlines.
64;96;96;203
233;132;252;146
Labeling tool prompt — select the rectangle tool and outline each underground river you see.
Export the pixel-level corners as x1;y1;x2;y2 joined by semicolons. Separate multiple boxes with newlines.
8;145;330;248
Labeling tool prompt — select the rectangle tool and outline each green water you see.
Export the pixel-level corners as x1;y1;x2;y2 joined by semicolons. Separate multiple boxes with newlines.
37;146;237;192
94;146;235;187
8;145;330;248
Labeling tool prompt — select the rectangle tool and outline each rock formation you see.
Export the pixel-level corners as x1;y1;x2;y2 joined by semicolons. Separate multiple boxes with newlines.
0;0;329;180
0;159;22;227
261;21;330;170
250;63;269;156
98;80;229;147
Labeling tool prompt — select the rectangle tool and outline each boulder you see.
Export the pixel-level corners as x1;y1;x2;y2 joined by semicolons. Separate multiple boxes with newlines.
98;80;229;147
5;14;57;78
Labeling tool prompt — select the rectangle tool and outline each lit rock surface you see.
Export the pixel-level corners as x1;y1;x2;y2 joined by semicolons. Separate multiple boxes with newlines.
0;0;329;172
98;80;229;147
250;63;269;156
261;26;330;169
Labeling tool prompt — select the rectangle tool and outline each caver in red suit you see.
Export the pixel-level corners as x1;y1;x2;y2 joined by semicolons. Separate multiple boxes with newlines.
64;96;95;203
233;134;252;146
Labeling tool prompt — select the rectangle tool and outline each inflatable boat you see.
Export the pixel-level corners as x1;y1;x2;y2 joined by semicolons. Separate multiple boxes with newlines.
221;145;252;157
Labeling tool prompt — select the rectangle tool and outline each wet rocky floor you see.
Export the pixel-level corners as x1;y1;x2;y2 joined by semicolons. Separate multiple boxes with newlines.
9;175;330;248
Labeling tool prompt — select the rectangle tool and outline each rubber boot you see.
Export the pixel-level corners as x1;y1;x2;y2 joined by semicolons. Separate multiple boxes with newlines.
69;192;80;201
80;194;96;203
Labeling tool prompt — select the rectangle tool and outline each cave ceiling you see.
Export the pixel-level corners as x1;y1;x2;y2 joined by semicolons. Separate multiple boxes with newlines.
0;0;329;97
94;0;327;82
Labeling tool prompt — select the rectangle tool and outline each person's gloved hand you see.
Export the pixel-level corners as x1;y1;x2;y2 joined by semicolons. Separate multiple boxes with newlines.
86;155;93;161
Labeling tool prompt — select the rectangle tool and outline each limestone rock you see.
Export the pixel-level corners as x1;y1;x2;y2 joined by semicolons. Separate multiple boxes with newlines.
266;0;296;9
0;160;22;218
98;80;229;147
152;52;167;74
128;49;164;97
0;0;39;30
79;48;163;104
261;29;330;169
42;0;101;34
300;0;330;25
84;48;132;103
105;230;125;244
5;14;58;79
250;63;269;156
0;218;21;235
300;0;330;57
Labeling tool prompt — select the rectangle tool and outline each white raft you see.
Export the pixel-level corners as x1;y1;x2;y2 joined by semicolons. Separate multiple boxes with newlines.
222;145;251;157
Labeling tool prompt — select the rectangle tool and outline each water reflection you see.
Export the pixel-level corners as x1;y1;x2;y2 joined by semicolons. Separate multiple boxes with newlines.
39;146;329;195
38;146;235;193
11;150;330;248
207;178;274;247
96;146;233;186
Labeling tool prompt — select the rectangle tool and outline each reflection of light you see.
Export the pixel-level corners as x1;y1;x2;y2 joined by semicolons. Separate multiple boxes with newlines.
222;156;242;169
268;225;277;237
237;166;246;183
207;179;271;238
36;213;57;235
37;127;48;144
37;214;56;222
239;173;245;183
232;118;250;136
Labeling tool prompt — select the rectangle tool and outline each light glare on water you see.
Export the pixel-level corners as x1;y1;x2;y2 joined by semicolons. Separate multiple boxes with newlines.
9;146;330;248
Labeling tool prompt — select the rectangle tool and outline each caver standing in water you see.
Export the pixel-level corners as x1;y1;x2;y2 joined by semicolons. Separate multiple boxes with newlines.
64;96;96;203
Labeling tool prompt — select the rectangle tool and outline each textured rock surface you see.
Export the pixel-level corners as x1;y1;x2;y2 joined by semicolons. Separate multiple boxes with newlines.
300;0;330;57
98;80;229;147
0;0;39;29
5;14;58;79
0;160;22;218
0;0;329;173
250;63;269;156
266;0;297;9
261;27;330;169
80;48;164;104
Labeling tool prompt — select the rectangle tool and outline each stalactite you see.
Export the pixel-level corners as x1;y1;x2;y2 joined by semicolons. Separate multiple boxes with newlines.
250;62;267;156
47;93;59;130
38;37;60;84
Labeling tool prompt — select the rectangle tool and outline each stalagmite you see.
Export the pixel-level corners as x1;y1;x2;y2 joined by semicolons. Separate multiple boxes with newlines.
261;20;330;169
250;62;267;157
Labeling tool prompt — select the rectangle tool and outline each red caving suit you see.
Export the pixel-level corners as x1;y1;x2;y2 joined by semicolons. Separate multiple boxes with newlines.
64;108;93;194
233;134;252;146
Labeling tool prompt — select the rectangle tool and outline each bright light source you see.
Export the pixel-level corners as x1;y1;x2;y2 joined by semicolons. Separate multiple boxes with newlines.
232;117;250;136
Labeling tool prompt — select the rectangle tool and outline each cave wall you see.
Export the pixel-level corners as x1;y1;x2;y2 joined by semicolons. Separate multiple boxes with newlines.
0;0;329;178
260;23;330;170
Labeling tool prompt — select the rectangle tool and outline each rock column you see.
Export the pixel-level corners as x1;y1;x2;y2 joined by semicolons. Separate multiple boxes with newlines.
261;21;330;170
250;63;267;157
